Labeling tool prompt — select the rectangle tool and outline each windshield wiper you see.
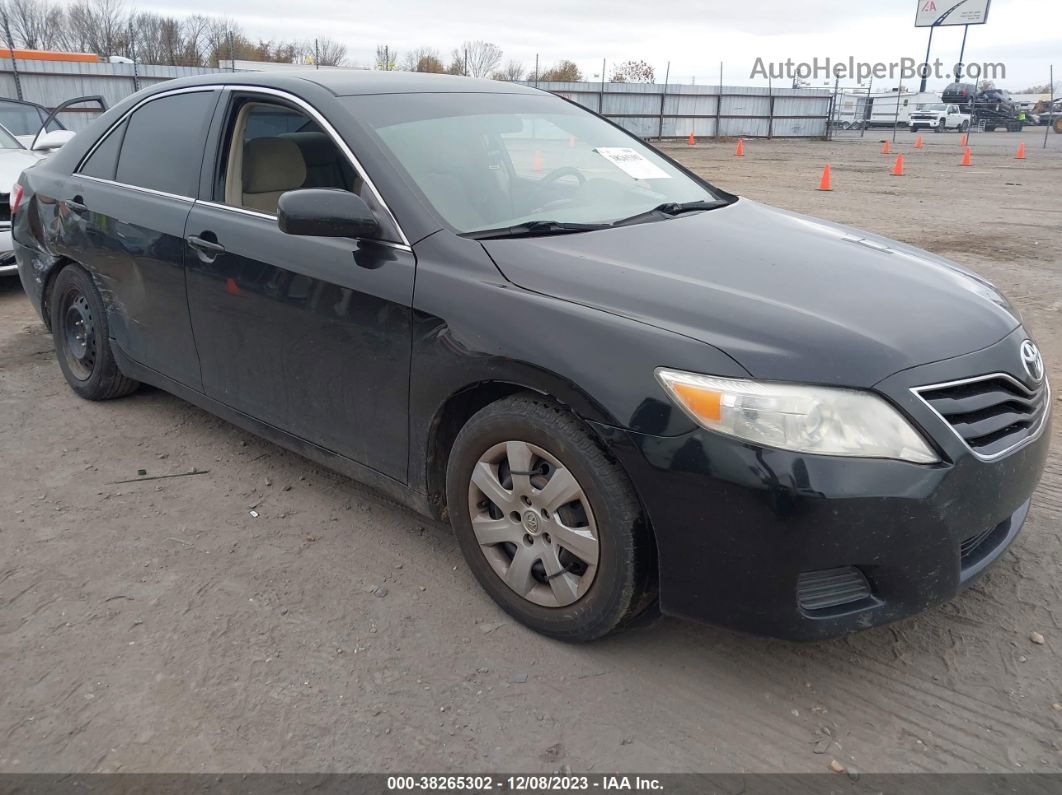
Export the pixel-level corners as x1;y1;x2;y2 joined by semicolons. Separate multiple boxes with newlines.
464;220;610;240
612;200;729;228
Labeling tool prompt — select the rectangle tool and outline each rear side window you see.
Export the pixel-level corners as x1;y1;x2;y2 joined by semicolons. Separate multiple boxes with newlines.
80;120;126;180
115;91;216;196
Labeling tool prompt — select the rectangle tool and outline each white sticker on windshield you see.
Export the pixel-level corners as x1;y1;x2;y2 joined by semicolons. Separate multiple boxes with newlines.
594;147;671;180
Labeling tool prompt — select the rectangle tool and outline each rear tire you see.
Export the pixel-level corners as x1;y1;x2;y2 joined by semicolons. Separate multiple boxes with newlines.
49;265;139;401
445;394;655;641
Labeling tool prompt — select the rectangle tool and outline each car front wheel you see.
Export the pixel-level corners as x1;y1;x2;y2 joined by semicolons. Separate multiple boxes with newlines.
446;394;655;641
50;264;139;400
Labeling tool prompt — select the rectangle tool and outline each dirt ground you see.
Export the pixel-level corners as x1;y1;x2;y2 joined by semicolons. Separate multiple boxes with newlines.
1;128;1061;774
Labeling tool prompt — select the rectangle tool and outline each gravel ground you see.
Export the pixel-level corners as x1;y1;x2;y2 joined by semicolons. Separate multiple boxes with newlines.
1;128;1060;774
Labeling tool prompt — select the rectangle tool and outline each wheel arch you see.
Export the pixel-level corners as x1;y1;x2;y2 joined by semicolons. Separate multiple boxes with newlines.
39;255;83;332
420;376;634;524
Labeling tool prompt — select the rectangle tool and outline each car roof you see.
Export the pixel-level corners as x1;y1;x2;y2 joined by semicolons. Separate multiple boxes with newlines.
148;69;545;98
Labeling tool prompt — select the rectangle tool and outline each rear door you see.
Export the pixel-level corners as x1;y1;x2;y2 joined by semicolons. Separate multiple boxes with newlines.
59;88;219;389
184;90;415;481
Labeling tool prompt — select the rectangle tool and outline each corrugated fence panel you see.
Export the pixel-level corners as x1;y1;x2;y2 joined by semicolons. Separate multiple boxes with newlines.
0;68;831;139
530;80;829;138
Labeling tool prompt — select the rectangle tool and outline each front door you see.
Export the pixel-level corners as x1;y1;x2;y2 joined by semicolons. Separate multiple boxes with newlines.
185;93;415;482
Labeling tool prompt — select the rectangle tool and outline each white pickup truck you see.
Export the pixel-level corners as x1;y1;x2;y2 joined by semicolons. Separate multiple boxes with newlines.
909;103;971;133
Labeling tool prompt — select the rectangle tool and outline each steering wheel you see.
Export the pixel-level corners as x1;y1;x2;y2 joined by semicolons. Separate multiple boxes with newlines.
539;166;587;186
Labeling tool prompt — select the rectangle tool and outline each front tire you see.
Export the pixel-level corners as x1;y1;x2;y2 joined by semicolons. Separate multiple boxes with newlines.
446;394;655;641
50;265;139;400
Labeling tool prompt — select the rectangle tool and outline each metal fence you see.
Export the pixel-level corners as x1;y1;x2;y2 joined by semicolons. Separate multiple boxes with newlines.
522;81;833;139
0;61;834;139
0;59;225;130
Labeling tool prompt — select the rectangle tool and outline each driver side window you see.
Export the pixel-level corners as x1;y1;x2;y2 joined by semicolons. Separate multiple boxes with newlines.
219;100;362;217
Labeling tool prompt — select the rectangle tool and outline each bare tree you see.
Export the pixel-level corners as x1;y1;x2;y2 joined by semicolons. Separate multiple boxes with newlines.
375;44;397;71
539;60;581;82
3;0;66;50
450;40;501;78
610;59;655;84
400;46;444;73
63;0;127;57
490;59;524;81
315;37;346;67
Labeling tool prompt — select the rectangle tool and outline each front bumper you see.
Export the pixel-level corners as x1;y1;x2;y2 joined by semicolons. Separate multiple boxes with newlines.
595;328;1050;640
0;228;15;274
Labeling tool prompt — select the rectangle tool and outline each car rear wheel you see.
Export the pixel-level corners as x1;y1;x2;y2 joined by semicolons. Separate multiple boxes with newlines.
50;265;139;400
445;394;655;641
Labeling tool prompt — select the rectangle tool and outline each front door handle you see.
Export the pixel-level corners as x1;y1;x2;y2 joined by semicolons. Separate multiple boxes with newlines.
186;235;226;255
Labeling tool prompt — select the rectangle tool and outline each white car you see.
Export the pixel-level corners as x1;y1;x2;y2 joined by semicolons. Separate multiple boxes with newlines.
0;123;48;275
909;103;971;133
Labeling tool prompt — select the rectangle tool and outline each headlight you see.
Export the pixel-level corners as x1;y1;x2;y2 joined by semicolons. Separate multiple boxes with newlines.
656;368;938;463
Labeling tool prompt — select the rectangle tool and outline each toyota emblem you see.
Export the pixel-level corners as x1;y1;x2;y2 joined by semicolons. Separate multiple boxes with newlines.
1020;340;1044;383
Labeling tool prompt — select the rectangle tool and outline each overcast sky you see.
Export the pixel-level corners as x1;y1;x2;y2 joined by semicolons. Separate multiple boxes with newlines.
108;0;1062;89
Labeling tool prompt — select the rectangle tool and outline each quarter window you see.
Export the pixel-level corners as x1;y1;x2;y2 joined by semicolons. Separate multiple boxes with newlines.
80;120;126;181
114;91;216;196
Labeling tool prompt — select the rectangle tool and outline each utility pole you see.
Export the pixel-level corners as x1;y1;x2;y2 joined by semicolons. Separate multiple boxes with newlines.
314;38;319;69
128;20;140;91
0;8;23;101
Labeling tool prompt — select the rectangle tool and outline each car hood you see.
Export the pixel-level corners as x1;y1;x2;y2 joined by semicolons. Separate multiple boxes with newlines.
481;199;1020;387
0;147;42;186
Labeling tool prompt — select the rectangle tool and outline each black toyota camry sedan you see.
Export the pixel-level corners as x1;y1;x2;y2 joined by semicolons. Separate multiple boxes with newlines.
13;72;1049;641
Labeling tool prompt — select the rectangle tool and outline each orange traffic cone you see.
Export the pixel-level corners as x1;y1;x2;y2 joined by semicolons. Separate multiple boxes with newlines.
960;133;968;147
881;140;891;155
891;153;904;176
817;164;832;191
1016;142;1026;159
532;150;544;171
735;138;744;157
568;135;576;148
688;132;695;146
914;135;924;149
961;147;972;167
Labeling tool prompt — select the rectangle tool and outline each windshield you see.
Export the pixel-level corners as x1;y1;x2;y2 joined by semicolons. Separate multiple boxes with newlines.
0;101;63;137
0;124;22;149
917;103;947;111
348;93;724;234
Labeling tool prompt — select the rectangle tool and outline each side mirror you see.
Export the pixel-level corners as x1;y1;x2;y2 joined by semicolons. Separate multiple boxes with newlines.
277;189;380;239
31;130;75;151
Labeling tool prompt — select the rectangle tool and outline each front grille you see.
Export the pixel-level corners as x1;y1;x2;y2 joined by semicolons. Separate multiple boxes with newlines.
914;374;1048;460
797;567;874;612
0;193;9;226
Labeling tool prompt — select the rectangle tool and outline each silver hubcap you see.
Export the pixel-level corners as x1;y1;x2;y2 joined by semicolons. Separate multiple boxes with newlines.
467;440;599;608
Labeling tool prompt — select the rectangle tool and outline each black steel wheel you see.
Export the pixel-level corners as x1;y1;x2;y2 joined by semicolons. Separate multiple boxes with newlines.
49;265;139;400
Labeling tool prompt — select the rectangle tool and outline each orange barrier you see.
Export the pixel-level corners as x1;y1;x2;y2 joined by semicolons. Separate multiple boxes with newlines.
0;48;98;63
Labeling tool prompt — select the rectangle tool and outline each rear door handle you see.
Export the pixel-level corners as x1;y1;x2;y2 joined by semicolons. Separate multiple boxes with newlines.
65;195;87;213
